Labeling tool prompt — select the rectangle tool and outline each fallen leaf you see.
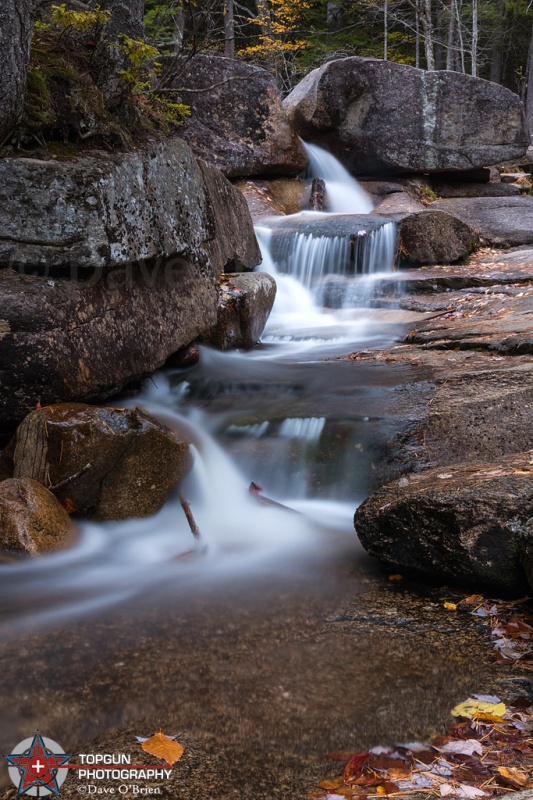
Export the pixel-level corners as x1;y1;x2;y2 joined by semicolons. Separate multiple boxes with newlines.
444;602;457;611
497;766;531;789
451;699;506;720
436;739;483;757
141;731;184;765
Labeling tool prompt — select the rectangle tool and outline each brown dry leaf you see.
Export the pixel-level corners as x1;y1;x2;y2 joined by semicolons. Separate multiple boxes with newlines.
463;595;484;605
141;732;184;765
497;766;531;789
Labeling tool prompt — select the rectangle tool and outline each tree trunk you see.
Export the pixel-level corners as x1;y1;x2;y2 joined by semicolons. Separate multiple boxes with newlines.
471;0;478;76
224;0;235;58
422;0;435;70
0;0;38;146
383;0;388;60
95;0;145;109
455;0;465;72
526;26;533;137
489;0;504;83
446;0;455;71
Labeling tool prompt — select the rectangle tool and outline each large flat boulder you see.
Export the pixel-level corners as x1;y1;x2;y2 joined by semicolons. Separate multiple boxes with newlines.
283;57;529;175
165;55;307;178
432;197;533;246
0;139;261;430
355;452;533;592
0;404;192;521
0;138;261;273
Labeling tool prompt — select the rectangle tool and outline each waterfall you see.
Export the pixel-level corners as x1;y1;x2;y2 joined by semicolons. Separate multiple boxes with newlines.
256;143;398;322
303;142;374;214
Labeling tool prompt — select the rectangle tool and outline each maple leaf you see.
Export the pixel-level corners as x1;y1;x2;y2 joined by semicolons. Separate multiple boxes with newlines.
141;732;184;765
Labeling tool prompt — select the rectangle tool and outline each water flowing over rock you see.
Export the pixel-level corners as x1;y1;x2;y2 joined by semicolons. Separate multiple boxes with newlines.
283;57;530;175
0;404;192;521
164;55;307;178
201;273;277;351
0;477;74;556
355;452;533;592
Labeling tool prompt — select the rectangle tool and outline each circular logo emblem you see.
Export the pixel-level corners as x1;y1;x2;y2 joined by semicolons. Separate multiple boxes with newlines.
7;733;69;796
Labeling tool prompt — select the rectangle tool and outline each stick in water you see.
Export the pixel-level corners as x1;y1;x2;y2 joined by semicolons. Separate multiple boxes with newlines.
179;494;202;541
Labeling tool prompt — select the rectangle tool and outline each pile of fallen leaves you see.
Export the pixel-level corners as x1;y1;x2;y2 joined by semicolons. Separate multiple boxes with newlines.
452;594;533;670
312;596;533;799
311;696;533;799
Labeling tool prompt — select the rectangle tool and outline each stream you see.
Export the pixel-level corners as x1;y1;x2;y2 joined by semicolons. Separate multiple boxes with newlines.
0;146;517;799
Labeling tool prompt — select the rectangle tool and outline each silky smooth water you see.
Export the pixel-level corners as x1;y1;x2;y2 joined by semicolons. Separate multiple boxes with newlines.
0;144;402;637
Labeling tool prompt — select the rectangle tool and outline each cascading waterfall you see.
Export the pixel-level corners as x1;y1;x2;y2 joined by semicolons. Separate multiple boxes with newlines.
256;143;398;321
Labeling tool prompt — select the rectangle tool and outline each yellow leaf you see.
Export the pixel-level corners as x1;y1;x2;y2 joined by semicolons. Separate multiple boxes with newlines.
497;766;531;789
141;732;184;765
451;699;506;719
474;712;506;723
443;602;457;611
376;787;387;795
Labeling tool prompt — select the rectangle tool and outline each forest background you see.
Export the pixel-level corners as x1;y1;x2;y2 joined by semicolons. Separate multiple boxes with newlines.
146;0;533;127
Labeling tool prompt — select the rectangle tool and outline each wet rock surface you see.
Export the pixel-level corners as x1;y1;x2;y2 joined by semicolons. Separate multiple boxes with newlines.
0;404;192;521
168;55;307;179
355;452;533;592
200;272;277;351
283;57;529;175
0;477;74;556
396;210;479;265
0;564;530;799
345;246;533;590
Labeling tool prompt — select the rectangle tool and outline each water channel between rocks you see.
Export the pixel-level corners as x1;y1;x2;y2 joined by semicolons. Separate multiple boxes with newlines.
0;146;523;799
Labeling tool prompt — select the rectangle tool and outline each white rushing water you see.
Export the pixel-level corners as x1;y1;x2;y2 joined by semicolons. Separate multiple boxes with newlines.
0;142;404;636
303;141;373;214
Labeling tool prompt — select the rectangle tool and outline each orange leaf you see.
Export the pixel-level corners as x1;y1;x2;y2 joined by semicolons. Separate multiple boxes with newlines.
497;766;531;789
141;732;184;765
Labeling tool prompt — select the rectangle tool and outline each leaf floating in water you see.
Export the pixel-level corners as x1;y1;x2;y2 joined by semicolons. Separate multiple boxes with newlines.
141;732;184;765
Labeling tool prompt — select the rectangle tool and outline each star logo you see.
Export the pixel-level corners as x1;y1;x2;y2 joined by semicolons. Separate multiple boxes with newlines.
6;733;69;796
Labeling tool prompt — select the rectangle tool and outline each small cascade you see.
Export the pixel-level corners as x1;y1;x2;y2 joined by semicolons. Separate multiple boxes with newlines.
303;142;373;214
256;143;398;322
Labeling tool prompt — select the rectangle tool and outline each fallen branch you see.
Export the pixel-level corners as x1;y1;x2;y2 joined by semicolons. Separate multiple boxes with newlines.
248;482;300;514
179;494;202;540
49;463;92;492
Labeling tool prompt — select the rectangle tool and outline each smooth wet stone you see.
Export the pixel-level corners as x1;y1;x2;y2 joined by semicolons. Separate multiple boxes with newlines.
201;272;277;351
432;196;533;246
355;451;533;592
0;477;74;556
396;210;479;265
0;404;192;521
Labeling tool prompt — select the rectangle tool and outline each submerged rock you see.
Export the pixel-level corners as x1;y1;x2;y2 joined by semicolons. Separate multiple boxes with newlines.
0;404;192;521
355;452;533;592
166;55;307;178
284;57;529;175
0;477;74;556
201;273;277;351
